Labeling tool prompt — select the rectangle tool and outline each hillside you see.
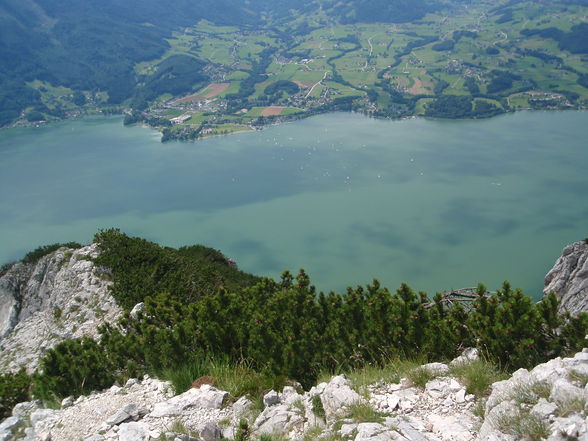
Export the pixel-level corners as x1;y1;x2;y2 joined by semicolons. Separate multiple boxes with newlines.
1;0;587;136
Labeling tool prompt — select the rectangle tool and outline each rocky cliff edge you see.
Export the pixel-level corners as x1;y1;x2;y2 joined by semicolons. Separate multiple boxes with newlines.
544;240;588;316
0;244;121;373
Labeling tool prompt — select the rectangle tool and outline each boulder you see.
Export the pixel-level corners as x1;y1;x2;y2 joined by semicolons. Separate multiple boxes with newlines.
232;396;253;416
30;409;60;427
449;348;479;367
0;416;20;441
478;400;519;440
199;422;222;441
118;422;149;441
106;403;140;426
61;396;74;409
427;414;473;441
420;363;449;376
254;404;305;435
12;401;40;419
531;398;558;420
129;303;144;319
354;423;393;441
321;375;363;420
550;378;584;405
263;390;281;407
150;385;228;417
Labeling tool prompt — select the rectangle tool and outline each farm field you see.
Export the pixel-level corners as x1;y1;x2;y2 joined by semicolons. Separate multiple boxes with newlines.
130;0;588;140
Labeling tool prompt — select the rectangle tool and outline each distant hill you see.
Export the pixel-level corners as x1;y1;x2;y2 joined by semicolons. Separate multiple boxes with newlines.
0;0;259;125
1;0;587;128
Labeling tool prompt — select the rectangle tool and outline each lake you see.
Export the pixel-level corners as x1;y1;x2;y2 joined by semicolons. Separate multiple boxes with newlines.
1;111;586;298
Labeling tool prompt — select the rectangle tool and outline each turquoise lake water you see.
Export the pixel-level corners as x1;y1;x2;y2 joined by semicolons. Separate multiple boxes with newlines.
1;111;587;298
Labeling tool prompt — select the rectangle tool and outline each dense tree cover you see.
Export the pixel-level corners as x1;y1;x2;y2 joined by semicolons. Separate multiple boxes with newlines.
432;40;455;52
33;338;115;402
34;273;588;397
453;30;478;42
425;95;472;118
464;77;480;95
0;0;260;123
425;95;502;119
331;0;439;24
225;48;277;104
130;56;209;110
487;71;520;95
123;112;172;128
263;81;300;98
521;23;588;54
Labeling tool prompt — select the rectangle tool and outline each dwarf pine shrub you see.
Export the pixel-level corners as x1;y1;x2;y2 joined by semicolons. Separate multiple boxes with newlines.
0;369;31;418
26;231;588;402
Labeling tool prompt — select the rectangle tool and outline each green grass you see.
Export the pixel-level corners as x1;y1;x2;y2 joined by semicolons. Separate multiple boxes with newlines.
407;366;436;389
311;395;325;419
281;107;304;116
346;401;384;423
340;357;426;394
157;356;285;405
449;359;507;397
492;410;550;441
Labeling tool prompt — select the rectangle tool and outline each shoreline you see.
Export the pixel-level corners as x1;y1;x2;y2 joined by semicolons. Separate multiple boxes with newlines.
3;105;587;141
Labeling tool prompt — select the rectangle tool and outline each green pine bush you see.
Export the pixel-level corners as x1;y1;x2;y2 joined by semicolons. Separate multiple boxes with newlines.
0;369;32;418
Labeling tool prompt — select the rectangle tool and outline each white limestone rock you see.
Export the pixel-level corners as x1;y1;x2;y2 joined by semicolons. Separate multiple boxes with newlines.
550;378;584;405
421;363;450;376
263;390;281;407
0;244;122;373
425;378;462;399
450;348;479;367
129;303;144;320
254;403;304;435
354;423;393;441
118;422;149;441
321;375;364;420
150;385;228;417
544;241;588;316
531;398;558;421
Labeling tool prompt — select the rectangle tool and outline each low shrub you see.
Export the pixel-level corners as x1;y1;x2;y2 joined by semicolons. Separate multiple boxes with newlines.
0;369;32;418
21;242;82;264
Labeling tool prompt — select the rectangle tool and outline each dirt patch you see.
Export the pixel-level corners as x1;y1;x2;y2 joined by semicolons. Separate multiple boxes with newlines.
174;83;230;103
293;81;315;89
261;106;285;116
203;83;230;98
409;78;428;95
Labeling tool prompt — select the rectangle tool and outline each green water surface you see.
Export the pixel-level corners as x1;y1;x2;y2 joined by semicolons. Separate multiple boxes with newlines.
1;111;586;297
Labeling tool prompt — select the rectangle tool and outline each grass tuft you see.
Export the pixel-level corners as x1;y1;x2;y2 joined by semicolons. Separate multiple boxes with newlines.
568;370;588;388
157;356;286;405
311;395;326;419
407;366;435;389
449;359;507;397
493;410;549;441
345;357;426;393
557;396;587;417
346;401;384;423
